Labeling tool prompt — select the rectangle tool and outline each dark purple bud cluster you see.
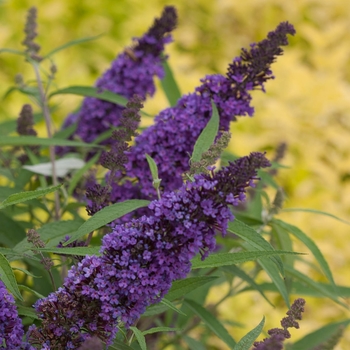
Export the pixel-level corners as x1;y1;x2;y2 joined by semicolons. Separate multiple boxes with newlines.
106;22;295;203
16;104;40;164
253;298;306;349
21;7;42;61
59;6;177;153
27;152;270;348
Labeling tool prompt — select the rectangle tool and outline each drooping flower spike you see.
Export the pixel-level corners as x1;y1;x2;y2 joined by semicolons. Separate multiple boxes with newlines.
28;152;270;348
106;22;295;204
59;6;177;153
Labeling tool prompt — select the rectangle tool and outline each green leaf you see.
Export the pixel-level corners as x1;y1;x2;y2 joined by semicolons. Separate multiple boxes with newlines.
228;220;284;274
0;254;23;301
64;200;150;245
184;299;236;348
222;266;273;306
282;207;350;225
13;219;84;255
160;298;186;316
44;34;103;58
273;219;337;293
191;251;302;269
130;327;147;350
145;154;159;181
161;60;181;106
0;212;26;247
191;101;219;163
258;256;290;308
49;85;128;105
234;317;265;350
183;335;206;350
0;135;103;148
12;267;42;278
0;48;25;55
67;153;100;196
142;326;182;336
110;340;134;350
285;265;347;308
17;284;45;299
143;276;217;317
166;276;218;301
16;305;40;320
37;246;101;256
290;319;350;350
53;123;77;140
0;184;62;210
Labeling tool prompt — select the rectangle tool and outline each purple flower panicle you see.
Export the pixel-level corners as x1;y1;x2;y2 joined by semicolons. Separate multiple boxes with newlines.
0;280;25;349
27;152;270;348
59;6;177;152
108;22;295;202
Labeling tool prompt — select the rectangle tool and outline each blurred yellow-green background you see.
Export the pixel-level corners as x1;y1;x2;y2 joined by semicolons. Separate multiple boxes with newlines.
1;0;350;348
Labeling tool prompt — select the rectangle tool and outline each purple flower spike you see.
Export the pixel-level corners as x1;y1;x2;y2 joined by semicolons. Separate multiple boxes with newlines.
0;280;25;349
59;6;177;153
108;22;295;203
27;152;270;348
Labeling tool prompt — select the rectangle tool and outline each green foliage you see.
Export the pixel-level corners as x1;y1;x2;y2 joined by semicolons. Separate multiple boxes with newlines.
0;4;348;349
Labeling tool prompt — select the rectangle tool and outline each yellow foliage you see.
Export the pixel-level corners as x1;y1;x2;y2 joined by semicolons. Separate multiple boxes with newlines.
1;0;349;347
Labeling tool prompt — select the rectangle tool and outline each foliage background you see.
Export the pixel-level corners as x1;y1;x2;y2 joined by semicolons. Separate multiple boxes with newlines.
0;0;349;348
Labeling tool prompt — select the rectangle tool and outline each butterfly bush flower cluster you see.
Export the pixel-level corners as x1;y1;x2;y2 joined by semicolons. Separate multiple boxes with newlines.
105;22;295;203
27;152;270;348
59;6;177;151
0;280;26;349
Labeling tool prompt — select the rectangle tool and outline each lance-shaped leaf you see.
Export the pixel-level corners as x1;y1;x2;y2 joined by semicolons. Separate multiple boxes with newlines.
234;317;265;350
0;184;62;209
0;254;23;301
64;199;150;245
191;101;219;163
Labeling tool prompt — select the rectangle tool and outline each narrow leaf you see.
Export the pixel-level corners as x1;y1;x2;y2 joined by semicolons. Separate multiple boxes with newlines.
143;276;217;317
228;220;284;274
110;339;134;350
222;266;273;306
184;299;236;348
183;335;206;350
273;219;337;293
0;253;23;301
17;284;45;299
44;34;103;58
290;319;350;350
142;326;181;336
191;101;219;163
12;267;41;278
191;251;302;269
16;305;40;320
145;154;159;181
64;200;150;245
282;208;350;225
285;265;347;308
161;60;181;106
0;48;25;55
258;256;290;307
160;298;186;316
0;135;103;148
130;327;147;350
49;86;128;105
0;184;62;209
38;246;100;256
234;317;265;350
